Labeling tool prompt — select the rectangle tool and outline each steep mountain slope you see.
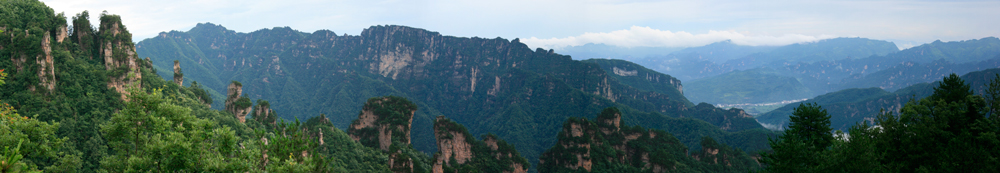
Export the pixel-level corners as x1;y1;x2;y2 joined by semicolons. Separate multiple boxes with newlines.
756;68;1000;130
136;23;771;170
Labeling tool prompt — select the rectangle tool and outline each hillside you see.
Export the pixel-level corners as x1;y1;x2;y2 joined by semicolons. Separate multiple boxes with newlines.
756;68;1000;130
136;23;772;170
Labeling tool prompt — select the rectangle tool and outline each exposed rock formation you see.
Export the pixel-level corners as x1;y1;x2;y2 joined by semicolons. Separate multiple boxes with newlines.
346;96;421;173
56;25;68;43
539;107;683;173
35;31;56;93
99;14;142;100
173;60;183;86
252;100;276;125
540;107;761;172
347;96;417;151
224;82;251;123
431;116;529;173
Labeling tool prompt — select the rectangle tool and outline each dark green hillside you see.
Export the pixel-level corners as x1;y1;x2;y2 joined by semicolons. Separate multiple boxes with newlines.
136;23;773;170
756;68;1000;130
685;68;813;104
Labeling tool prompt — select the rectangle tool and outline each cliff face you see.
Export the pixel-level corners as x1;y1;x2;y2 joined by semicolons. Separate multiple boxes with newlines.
99;15;142;100
347;96;418;151
35;31;55;93
432;116;529;173
224;82;251;122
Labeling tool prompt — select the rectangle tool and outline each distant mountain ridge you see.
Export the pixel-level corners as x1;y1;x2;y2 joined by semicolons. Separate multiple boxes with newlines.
634;37;899;82
645;37;1000;106
756;68;1000;131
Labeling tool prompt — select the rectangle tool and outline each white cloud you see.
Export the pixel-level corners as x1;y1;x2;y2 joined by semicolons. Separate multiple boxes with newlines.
522;26;836;49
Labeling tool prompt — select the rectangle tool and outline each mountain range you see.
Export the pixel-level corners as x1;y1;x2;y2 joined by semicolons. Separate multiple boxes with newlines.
135;23;772;170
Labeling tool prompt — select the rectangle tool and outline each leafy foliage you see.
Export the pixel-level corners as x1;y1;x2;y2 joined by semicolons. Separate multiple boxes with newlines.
761;73;1000;172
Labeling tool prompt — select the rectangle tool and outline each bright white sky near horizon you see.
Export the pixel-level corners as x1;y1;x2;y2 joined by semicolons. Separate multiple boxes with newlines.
40;0;1000;50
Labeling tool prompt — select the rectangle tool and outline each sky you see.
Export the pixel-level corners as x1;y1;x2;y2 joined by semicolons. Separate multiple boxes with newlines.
40;0;1000;50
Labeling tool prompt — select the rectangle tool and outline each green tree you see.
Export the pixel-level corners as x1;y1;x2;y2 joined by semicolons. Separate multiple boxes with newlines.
760;103;832;172
100;87;256;172
786;103;834;151
813;73;1000;172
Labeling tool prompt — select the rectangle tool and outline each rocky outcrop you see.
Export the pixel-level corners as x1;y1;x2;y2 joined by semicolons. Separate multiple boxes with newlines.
252;100;276;125
99;14;142;100
173;60;183;86
56;25;68;43
224;82;251;123
346;96;421;173
431;116;529;173
433;117;473;166
347;96;417;151
35;31;56;93
539;107;688;173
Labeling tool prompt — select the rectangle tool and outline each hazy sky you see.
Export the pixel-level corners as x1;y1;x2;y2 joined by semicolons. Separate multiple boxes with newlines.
41;0;1000;50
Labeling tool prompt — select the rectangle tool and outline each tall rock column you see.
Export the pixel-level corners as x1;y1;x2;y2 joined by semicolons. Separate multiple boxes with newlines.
347;96;418;151
432;116;529;173
252;100;276;125
347;96;418;173
35;31;56;93
98;14;142;100
224;81;251;123
172;60;183;86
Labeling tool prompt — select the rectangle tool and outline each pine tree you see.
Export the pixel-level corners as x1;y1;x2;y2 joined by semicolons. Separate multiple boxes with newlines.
760;103;832;172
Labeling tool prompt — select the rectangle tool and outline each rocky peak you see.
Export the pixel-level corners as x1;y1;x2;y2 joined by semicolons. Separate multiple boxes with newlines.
433;116;474;167
224;81;251;123
540;107;689;173
98;14;142;100
431;116;528;173
252;100;276;125
595;107;622;135
347;96;418;151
